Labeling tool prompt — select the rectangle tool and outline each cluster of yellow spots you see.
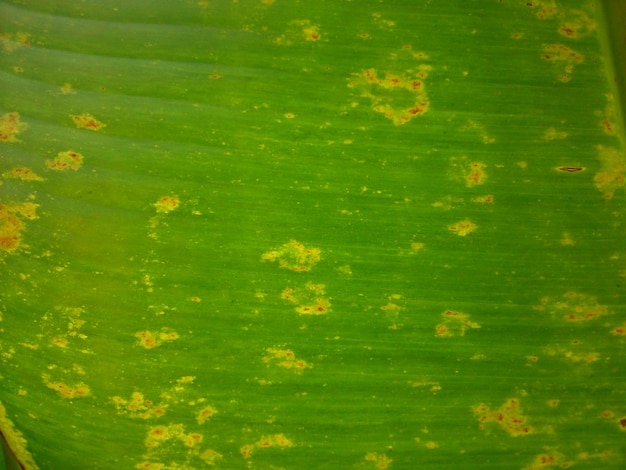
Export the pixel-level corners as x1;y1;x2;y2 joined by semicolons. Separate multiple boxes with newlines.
280;282;331;315
364;451;392;469
196;405;218;424
472;194;494;204
410;379;441;393
435;310;480;337
544;127;568;140
111;392;167;419
240;433;293;459
593;145;625;199
0;112;27;142
0;31;31;53
0;200;39;253
274;19;321;45
60;83;76;95
522;452;569;470
348;62;431;125
263;347;310;371
448;219;476;237
49;306;87;347
611;322;626;336
70;113;106;131
46;150;84;171
154;195;180;214
2;167;44;181
262;239;321;272
545;344;599;364
473;398;533;437
380;294;403;329
541;44;583;82
465;162;487;187
42;375;91;399
135;329;179;349
144;423;204;449
460;120;494;144
535;291;608;322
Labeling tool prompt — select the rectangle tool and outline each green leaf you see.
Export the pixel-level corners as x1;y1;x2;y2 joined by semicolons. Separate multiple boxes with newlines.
1;1;626;469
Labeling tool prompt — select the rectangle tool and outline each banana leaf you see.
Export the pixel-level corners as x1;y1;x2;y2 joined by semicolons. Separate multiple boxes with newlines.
1;0;626;468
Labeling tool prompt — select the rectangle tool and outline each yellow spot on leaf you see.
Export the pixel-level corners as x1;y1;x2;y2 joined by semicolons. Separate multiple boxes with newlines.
196;405;218;424
594;145;625;199
43;376;90;399
135;329;179;349
262;240;321;272
46;151;84;171
264;347;311;371
448;219;477;236
473;398;533;436
348;60;431;125
436;310;480;337
70;113;106;131
2;167;44;181
544;127;568;140
465;162;487;187
154;195;179;213
200;449;223;465
542;44;583;82
365;452;393;469
0;112;27;142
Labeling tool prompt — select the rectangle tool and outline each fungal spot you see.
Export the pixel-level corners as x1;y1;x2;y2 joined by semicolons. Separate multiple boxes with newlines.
472;195;494;204
460;121;494;144
284;112;295;119
465;162;487;187
262;240;321;272
473;398;533;436
2;167;44;181
0;31;31;53
557;166;583;173
240;434;293;459
154;195;179;214
560;232;574;245
42;375;91;399
594;145;625;199
536;291;608;322
448;219;477;236
601;119;615;135
348;57;431;125
0;112;27;142
611;322;626;336
280;282;331;315
619;417;626;431
111;391;168;419
274;19;321;45
410;379;441;393
541;44;583;82
70;113;106;131
263;347;311;371
60;83;76;95
522;451;568;470
46;150;84;171
435;310;480;337
365;451;392;469
135;329;179;349
544;127;568;140
196;405;218;424
409;242;425;254
0;200;39;253
200;449;223;465
381;296;403;328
